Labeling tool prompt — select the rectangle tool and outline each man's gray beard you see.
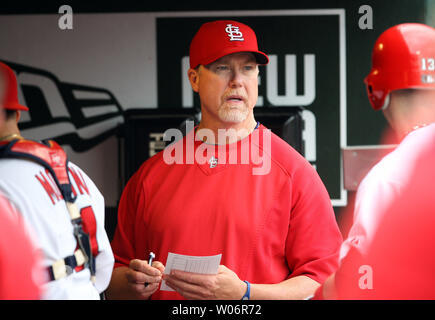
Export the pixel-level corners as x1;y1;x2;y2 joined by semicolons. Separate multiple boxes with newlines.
218;106;249;123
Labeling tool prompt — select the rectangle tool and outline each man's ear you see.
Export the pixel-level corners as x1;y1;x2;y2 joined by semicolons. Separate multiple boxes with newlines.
188;68;200;93
15;110;21;123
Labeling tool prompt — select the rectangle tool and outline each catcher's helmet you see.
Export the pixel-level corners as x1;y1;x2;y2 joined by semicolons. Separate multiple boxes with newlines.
364;23;435;110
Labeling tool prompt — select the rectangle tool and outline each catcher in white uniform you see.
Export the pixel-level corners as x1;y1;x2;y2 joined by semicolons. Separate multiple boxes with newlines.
0;61;114;299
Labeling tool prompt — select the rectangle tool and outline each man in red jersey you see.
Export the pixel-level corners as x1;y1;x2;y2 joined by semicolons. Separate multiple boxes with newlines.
0;192;44;299
316;23;435;299
107;20;342;300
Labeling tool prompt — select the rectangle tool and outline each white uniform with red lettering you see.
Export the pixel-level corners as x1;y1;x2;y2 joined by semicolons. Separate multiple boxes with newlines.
0;157;114;299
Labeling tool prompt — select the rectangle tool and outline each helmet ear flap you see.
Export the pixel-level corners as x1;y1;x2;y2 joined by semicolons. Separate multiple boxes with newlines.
365;78;378;110
365;75;389;111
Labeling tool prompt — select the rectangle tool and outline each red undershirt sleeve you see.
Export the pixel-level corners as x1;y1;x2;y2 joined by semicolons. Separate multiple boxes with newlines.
285;163;343;284
110;170;145;268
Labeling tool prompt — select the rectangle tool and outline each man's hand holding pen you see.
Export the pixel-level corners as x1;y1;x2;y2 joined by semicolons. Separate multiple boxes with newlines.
126;252;165;299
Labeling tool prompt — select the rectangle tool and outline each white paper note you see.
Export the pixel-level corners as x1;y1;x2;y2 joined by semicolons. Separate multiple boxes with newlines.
160;252;222;291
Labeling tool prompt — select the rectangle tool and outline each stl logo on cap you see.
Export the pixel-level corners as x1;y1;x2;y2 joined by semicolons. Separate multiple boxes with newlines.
225;24;244;42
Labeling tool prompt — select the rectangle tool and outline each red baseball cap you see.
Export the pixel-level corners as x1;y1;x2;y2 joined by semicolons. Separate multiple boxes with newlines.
189;20;269;69
0;61;29;111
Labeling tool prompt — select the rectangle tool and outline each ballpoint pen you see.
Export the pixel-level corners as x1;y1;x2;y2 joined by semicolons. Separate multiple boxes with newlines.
145;252;155;287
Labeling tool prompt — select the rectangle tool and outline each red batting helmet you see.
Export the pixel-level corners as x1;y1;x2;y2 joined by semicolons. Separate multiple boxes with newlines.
364;23;435;110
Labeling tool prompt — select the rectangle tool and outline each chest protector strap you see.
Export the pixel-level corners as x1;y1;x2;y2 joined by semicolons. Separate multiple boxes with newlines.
0;139;96;283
